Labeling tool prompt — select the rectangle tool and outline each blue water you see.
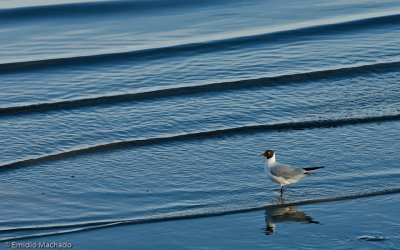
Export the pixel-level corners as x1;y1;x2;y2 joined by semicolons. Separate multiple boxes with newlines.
0;0;400;245
15;193;400;250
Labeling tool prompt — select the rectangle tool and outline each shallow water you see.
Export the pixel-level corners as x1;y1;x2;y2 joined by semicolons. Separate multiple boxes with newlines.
9;193;399;250
0;0;400;246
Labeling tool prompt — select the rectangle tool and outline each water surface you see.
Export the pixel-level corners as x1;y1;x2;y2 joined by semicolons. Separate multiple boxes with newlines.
0;0;399;245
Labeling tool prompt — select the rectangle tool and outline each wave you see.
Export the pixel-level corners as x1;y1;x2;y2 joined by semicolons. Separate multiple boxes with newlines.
1;12;400;73
0;0;222;21
1;114;399;171
1;60;400;116
1;187;399;242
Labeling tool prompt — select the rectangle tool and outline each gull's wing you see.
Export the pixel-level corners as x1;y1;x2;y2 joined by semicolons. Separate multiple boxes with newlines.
270;164;304;179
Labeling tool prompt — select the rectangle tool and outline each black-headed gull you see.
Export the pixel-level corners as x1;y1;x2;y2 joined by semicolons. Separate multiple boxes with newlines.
261;149;324;197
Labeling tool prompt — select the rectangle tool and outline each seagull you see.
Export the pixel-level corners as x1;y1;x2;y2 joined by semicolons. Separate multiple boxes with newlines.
261;149;324;197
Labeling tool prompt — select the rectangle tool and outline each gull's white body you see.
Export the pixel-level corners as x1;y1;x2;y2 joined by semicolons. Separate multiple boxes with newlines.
265;154;306;186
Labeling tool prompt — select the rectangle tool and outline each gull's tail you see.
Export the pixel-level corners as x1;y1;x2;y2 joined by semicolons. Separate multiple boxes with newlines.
303;166;325;172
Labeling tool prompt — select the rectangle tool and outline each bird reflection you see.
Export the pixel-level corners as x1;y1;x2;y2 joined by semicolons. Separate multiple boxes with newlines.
264;200;319;235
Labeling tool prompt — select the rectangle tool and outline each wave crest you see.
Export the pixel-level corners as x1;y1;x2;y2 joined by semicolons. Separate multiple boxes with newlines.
1;114;399;170
1;187;399;242
1;60;400;116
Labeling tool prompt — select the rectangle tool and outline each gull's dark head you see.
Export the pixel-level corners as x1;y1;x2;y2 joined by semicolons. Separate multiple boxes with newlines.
261;149;274;159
